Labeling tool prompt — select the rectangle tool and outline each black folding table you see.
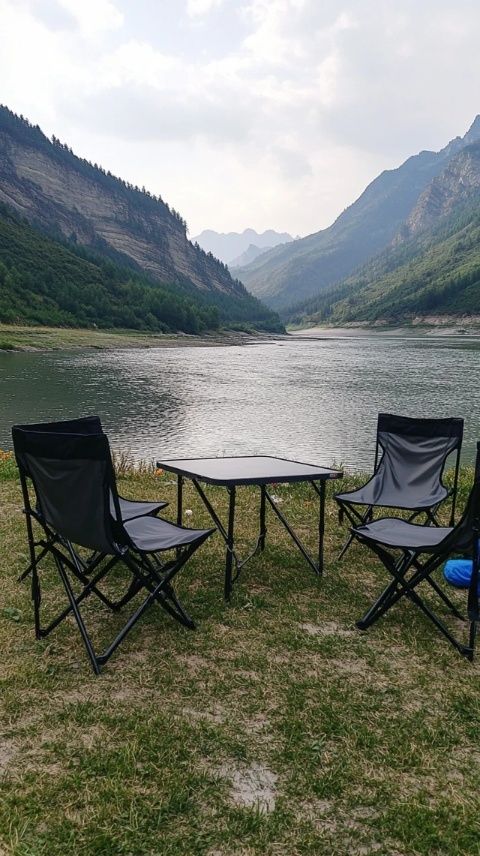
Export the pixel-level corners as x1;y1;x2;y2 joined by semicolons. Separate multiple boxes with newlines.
155;455;343;599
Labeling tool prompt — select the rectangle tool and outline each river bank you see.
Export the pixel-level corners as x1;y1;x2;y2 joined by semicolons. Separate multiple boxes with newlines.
289;316;480;338
0;323;285;352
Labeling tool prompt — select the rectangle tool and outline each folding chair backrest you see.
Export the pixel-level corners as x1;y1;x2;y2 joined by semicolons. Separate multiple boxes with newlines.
13;417;103;480
375;414;464;506
14;416;102;434
12;427;123;554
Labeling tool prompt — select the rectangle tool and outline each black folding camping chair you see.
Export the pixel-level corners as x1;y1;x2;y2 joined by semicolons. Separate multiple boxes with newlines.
335;414;464;560
349;442;480;660
16;416;168;583
12;425;215;673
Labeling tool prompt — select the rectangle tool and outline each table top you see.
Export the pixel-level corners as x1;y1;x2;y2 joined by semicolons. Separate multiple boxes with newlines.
156;455;343;486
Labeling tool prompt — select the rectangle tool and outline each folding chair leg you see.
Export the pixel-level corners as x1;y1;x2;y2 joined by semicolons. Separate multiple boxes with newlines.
123;555;196;630
357;548;408;630
38;560;122;638
356;579;400;630
405;585;471;657
337;531;355;562
357;545;473;658
337;505;373;561
31;564;42;640
156;588;195;629
55;555;101;675
34;532;210;674
95;540;209;669
19;543;50;582
162;582;195;628
467;621;477;661
422;573;465;621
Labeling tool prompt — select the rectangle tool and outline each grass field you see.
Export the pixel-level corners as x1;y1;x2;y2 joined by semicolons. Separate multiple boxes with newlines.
0;455;479;855
0;324;276;352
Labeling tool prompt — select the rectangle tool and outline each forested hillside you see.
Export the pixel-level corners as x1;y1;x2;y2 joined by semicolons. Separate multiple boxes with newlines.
0;205;282;333
0;106;283;333
287;198;480;326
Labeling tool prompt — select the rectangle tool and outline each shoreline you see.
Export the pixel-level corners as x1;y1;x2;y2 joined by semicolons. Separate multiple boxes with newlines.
0;324;287;353
288;319;480;338
3;319;480;353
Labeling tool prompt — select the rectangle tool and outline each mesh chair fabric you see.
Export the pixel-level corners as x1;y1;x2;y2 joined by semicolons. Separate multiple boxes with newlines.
13;428;121;554
336;414;463;510
124;515;214;552
354;518;453;550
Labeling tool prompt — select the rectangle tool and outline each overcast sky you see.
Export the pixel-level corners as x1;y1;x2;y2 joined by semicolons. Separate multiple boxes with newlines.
1;0;479;237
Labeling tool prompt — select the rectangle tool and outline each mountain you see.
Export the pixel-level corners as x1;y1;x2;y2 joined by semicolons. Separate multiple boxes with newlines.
237;117;480;311
0;203;219;332
287;142;480;327
192;228;294;264
229;243;274;268
0;106;282;332
402;140;480;238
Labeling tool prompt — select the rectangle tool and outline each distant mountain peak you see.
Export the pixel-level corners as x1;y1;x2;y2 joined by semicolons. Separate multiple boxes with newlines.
463;114;480;145
192;228;294;264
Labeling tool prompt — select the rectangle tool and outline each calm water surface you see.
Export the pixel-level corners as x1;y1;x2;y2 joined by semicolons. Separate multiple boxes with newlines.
1;334;480;470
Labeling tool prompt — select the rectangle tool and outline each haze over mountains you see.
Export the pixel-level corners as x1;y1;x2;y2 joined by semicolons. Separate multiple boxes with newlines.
193;228;294;265
289;140;480;327
237;117;480;315
0;106;282;333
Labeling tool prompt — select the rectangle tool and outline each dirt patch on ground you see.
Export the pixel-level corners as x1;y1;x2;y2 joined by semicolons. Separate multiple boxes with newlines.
216;761;277;812
179;654;212;673
0;738;17;773
181;704;226;725
299;621;356;638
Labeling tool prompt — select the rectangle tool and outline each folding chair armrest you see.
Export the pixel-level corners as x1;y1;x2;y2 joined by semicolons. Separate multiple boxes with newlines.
117;492;168;508
334;489;363;503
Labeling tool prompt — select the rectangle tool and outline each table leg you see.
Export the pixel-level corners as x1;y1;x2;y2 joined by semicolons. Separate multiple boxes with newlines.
177;474;183;526
259;485;266;552
318;480;326;575
225;486;236;601
176;475;183;559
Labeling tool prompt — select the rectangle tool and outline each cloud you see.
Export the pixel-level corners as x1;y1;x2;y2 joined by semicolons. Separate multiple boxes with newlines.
272;147;313;180
23;0;77;32
70;81;254;144
186;0;223;17
58;0;124;36
0;0;480;235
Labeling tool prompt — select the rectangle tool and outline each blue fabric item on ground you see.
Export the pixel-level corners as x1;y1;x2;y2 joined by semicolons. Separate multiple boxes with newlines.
443;558;480;592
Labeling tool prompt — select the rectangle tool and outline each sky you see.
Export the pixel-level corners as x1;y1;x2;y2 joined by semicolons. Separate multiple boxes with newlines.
1;0;480;238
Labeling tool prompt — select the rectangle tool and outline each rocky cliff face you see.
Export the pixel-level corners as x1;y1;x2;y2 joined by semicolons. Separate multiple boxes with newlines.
403;142;480;237
237;115;480;311
0;108;241;296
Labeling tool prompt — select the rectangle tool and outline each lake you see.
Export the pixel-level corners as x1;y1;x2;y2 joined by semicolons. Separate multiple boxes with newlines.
1;332;480;471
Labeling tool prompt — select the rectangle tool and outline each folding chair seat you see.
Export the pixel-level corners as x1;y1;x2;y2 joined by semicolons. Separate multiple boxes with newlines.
335;413;463;559
12;425;215;674
350;442;480;660
15;416;167;582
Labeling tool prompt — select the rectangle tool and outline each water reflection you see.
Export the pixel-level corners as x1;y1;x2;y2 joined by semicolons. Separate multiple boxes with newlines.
1;335;480;470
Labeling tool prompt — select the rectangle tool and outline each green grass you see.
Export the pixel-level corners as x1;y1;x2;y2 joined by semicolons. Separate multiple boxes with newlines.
0;324;278;352
0;459;479;855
